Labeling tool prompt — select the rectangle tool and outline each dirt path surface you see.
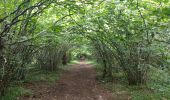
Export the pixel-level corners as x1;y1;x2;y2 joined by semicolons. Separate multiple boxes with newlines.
20;61;118;100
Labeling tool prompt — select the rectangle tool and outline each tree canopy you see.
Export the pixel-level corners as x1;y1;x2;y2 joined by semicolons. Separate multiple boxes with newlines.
0;0;170;99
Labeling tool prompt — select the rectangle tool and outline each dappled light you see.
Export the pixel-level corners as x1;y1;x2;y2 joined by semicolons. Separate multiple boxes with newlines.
0;0;170;100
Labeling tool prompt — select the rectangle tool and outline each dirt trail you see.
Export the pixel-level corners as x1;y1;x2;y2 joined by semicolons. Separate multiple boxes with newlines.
20;61;119;100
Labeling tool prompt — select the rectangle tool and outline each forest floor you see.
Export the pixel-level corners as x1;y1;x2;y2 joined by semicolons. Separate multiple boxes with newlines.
19;61;129;100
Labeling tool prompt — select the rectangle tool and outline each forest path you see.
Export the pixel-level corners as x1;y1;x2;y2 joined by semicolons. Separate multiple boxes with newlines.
20;61;119;100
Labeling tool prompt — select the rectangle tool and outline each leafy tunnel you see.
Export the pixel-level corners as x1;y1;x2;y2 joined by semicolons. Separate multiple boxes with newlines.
0;0;170;99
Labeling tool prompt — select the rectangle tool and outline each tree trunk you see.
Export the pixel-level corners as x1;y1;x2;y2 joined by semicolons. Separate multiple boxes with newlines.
62;53;67;65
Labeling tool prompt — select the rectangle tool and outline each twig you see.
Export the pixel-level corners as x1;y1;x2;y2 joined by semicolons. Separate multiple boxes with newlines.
136;0;149;43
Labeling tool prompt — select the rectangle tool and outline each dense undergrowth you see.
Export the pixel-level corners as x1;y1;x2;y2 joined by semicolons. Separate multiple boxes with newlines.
0;64;68;100
95;63;170;100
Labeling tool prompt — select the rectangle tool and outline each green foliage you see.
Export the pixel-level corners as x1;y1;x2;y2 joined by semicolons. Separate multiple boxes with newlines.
0;64;67;99
102;71;170;100
0;0;170;99
36;43;70;71
0;86;32;100
70;60;80;64
25;69;63;84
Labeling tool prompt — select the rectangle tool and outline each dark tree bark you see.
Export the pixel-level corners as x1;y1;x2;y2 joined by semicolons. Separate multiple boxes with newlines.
62;53;67;65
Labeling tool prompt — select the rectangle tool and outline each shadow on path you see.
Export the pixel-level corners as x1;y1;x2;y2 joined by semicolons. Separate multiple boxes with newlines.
20;61;118;100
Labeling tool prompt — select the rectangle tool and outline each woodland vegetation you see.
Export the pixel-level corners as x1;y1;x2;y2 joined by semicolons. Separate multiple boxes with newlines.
0;0;170;99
